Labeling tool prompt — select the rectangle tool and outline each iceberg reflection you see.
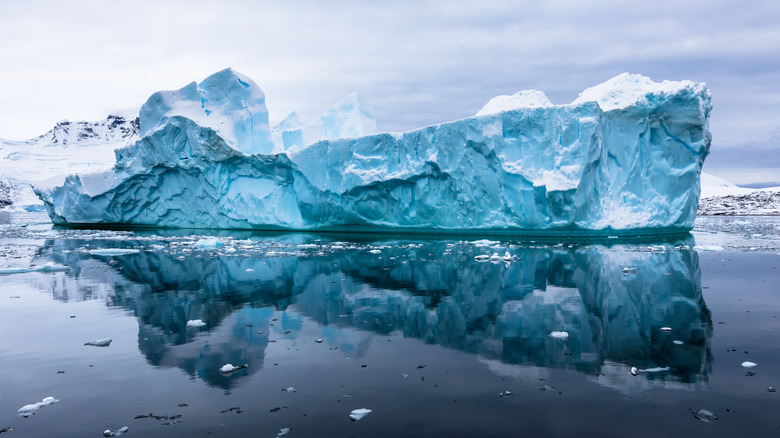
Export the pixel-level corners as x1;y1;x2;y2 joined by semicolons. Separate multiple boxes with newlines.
36;236;711;390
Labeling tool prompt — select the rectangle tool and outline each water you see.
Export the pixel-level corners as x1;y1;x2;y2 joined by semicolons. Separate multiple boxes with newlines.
1;212;778;437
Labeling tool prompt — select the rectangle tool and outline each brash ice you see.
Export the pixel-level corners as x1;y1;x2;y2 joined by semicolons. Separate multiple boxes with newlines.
36;69;711;235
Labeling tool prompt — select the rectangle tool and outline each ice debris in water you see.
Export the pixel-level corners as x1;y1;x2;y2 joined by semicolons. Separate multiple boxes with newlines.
219;363;248;374
622;267;637;274
474;254;490;262
349;408;372;421
498;390;513;397
103;426;129;437
18;396;59;416
84;338;112;347
691;408;719;422
276;428;291;437
88;249;140;256
186;319;206;328
673;340;684;345
630;367;638;376
472;239;500;247
630;366;670;375
660;327;672;332
282;387;296;393
550;331;569;340
742;361;757;368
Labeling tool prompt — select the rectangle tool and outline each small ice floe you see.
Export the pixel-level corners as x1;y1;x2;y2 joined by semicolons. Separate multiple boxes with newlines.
401;373;409;378
369;249;382;254
660;327;672;332
18;396;59;417
186;319;207;328
691;408;719;422
498;390;513;397
0;264;70;275
472;239;500;247
742;361;757;368
315;339;323;343
276;428;291;437
622;267;637;274
194;238;222;249
489;252;503;263
537;384;555;391
245;268;254;272
297;243;318;249
219;363;248;374
768;387;776;392
103;426;129;436
474;254;490;262
630;366;669;375
673;340;684;345
694;245;724;252
89;249;140;256
282;387;296;393
84;338;112;347
550;331;569;340
349;408;372;421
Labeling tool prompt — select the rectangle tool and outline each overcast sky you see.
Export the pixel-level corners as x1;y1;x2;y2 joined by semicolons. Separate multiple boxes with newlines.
1;0;778;184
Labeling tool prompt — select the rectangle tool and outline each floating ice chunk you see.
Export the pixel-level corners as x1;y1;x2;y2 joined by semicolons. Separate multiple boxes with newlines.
660;327;672;332
103;426;129;437
694;245;724;252
18;396;59;416
84;338;112;347
489;253;502;262
245;268;254;272
630;367;638;376
186;319;207;328
622;267;637;274
550;331;569;340
498;390;513;397
742;361;757;368
315;339;323;343
502;252;514;262
368;249;382;254
282;387;296;393
0;263;71;275
89;249;140;256
277;428;291;437
194;238;222;249
691;408;719;422
474;254;490;262
297;244;317;249
673;340;684;345
471;239;500;247
349;408;372;421
643;367;670;373
219;363;247;374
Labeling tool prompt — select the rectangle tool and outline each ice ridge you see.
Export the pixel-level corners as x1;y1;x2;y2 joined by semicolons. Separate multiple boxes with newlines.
36;70;712;235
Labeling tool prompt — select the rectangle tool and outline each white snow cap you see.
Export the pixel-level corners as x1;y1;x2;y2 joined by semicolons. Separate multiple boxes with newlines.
476;90;552;116
572;73;704;111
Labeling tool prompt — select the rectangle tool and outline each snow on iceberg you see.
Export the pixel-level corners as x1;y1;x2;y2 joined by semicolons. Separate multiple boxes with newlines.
36;70;711;235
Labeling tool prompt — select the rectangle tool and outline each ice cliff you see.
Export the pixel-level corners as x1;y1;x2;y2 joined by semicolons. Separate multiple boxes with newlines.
36;69;712;234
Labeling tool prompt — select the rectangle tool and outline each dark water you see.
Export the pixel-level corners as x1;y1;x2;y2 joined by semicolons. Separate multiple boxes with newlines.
0;213;778;437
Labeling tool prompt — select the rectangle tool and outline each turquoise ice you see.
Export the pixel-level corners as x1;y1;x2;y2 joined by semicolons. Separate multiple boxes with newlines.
36;69;711;234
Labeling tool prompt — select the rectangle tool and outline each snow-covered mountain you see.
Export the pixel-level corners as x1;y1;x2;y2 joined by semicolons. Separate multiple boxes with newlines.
699;171;780;215
0;115;139;210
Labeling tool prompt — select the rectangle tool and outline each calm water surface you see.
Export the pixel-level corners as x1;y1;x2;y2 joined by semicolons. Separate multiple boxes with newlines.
0;213;778;437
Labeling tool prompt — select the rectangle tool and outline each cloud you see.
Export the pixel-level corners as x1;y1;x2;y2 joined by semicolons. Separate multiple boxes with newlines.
0;0;778;183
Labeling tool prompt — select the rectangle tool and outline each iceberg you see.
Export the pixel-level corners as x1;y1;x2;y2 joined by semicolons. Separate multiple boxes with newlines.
36;69;711;235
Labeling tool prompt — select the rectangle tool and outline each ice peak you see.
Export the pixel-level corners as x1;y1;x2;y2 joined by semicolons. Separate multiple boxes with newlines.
139;68;273;154
572;73;708;111
281;92;377;151
476;90;553;116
